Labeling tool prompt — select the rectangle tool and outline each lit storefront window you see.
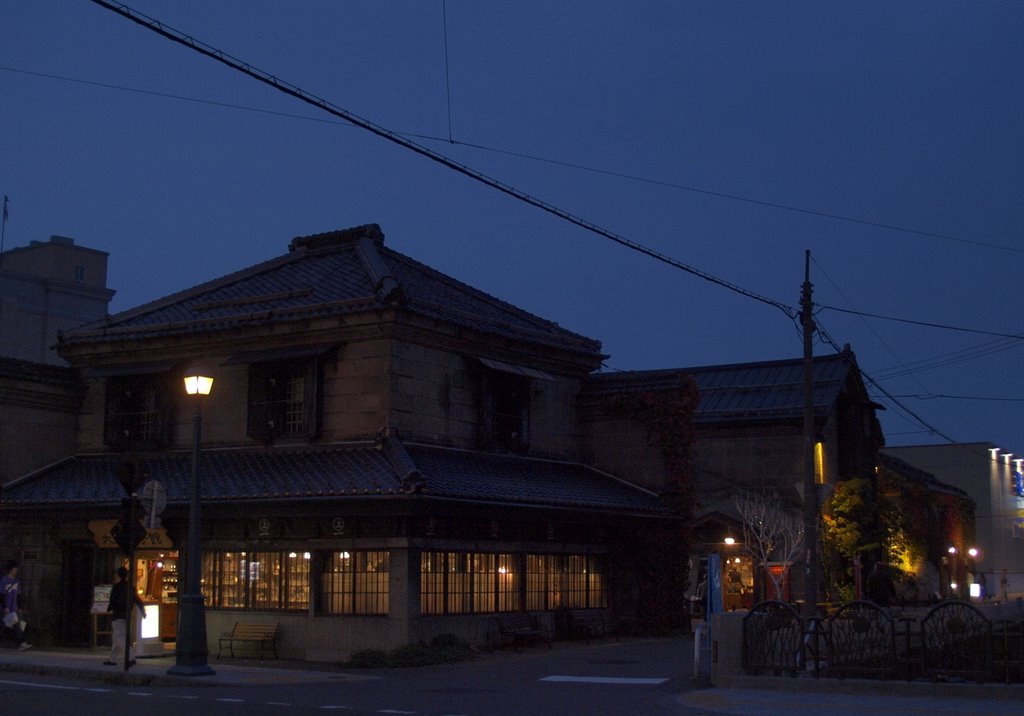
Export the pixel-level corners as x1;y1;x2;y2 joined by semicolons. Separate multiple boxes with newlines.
201;550;310;611
321;551;389;615
422;551;606;615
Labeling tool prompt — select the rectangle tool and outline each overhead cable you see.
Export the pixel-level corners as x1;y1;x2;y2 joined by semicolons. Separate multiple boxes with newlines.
87;0;796;320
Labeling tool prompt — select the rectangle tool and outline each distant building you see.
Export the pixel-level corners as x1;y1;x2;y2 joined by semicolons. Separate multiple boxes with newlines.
0;235;114;365
882;443;1023;599
0;235;111;485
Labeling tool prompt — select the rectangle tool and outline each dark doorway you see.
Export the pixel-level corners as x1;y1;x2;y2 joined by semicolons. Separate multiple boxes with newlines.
61;541;96;646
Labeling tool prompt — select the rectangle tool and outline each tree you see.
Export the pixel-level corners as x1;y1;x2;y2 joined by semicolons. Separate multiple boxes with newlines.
735;491;804;600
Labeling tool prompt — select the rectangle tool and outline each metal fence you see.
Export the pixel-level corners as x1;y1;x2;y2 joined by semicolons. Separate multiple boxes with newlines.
742;599;1024;683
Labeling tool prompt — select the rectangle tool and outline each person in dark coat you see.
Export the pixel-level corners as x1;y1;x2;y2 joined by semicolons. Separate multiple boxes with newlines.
104;566;144;666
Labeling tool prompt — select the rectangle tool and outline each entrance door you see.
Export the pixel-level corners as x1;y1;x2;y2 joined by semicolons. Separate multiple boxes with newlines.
61;541;96;647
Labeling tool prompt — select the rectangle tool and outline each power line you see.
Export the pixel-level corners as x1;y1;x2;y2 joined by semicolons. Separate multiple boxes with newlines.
872;337;1024;380
4;61;1019;257
891;393;1024;402
819;304;1024;341
816;322;962;446
86;0;797;321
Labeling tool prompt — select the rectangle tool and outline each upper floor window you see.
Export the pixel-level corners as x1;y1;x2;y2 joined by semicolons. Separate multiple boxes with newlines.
238;345;336;442
103;373;171;450
479;366;531;454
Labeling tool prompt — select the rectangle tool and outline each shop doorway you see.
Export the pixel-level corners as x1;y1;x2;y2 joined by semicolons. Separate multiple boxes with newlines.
134;551;179;640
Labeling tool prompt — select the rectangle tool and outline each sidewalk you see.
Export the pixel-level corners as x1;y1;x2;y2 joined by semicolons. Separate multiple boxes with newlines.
0;645;377;687
680;673;1024;715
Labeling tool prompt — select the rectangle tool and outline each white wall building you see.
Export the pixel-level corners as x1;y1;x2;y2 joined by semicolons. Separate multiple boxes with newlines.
883;442;1024;599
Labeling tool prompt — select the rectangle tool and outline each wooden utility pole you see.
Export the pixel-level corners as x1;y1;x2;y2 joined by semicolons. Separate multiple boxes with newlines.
801;250;819;614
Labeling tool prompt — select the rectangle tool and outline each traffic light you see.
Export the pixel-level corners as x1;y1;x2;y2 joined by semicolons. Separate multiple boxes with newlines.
112;497;146;556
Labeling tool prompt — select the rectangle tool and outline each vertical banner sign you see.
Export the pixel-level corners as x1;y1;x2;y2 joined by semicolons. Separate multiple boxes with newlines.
707;553;724;618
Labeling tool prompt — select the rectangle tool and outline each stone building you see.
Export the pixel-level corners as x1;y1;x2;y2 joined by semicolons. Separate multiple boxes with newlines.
583;349;886;607
0;224;677;658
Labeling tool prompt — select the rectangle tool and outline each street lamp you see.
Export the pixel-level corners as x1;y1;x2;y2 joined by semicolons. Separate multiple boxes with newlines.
168;370;215;676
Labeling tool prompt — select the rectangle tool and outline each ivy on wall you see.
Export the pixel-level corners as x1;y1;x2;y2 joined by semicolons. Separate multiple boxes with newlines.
604;374;700;627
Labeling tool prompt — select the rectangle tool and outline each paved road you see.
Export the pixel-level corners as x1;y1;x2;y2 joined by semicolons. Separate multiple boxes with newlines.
3;638;1024;715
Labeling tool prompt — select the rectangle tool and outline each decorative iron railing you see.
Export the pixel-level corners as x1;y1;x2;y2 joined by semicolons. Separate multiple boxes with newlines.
741;599;1024;683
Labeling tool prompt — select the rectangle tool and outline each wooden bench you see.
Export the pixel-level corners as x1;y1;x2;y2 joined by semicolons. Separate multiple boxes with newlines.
217;622;280;660
568;609;611;642
493;612;549;650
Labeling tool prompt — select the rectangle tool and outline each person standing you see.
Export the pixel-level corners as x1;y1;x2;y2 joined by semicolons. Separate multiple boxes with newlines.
1;560;32;650
105;566;144;666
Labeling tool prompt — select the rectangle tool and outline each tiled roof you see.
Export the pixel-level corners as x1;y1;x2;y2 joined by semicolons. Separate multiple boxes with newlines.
406;444;669;515
0;356;79;384
60;224;601;357
586;352;860;423
0;441;669;516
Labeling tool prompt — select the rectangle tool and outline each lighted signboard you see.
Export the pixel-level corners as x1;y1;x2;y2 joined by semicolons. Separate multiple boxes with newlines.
1014;471;1024;497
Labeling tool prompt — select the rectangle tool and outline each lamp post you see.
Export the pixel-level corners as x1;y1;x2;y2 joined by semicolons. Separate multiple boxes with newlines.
168;372;215;676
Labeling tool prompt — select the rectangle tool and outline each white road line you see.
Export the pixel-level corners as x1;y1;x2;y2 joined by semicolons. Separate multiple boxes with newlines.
540;675;668;685
0;679;79;691
85;688;113;693
127;691;154;696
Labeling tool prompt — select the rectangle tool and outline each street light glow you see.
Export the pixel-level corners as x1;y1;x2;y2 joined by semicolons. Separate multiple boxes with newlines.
183;375;214;395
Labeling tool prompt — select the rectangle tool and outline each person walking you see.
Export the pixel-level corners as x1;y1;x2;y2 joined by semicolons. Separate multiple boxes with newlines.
105;566;144;666
1;561;32;650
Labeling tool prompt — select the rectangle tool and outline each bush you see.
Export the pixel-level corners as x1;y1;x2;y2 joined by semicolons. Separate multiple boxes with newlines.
344;635;473;668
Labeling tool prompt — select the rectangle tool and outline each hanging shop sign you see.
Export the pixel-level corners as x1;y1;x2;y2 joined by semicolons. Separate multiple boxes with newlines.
1013;471;1024;497
88;519;174;549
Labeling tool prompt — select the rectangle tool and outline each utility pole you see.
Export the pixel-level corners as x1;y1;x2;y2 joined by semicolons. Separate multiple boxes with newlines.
801;250;819;615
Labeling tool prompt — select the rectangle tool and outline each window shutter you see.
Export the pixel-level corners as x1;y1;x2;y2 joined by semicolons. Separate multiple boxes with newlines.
247;364;273;441
103;381;128;451
478;373;494;448
152;375;173;448
303;358;321;438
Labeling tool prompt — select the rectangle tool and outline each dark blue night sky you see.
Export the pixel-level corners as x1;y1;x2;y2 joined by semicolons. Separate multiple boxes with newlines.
2;1;1022;450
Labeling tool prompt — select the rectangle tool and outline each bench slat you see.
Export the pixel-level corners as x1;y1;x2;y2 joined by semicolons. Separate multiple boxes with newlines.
217;622;280;660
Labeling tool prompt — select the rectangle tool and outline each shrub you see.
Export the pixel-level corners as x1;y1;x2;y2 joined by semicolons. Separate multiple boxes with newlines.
343;635;473;668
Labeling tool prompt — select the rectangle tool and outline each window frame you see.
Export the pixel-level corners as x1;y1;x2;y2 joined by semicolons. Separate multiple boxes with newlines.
420;551;604;615
103;373;172;450
201;550;311;612
478;369;531;454
320;550;390;616
247;357;322;442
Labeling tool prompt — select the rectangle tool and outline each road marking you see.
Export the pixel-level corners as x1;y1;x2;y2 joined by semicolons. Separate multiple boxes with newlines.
540;675;668;685
0;679;79;690
217;698;246;702
127;692;154;696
